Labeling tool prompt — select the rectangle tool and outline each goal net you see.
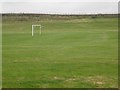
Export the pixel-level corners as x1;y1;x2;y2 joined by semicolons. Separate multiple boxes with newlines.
32;25;42;36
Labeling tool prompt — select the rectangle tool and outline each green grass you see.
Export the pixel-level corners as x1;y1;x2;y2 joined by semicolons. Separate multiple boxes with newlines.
2;17;118;88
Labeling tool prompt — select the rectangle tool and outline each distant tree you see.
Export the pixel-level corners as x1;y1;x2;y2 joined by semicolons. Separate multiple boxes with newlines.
91;15;97;19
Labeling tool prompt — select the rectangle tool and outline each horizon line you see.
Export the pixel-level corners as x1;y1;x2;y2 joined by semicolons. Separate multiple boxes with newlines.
1;12;118;15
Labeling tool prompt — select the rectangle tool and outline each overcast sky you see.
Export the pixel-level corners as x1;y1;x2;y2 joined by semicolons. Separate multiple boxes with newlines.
0;0;119;2
0;0;118;14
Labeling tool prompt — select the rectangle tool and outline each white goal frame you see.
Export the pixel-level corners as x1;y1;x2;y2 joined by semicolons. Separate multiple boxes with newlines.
32;25;42;36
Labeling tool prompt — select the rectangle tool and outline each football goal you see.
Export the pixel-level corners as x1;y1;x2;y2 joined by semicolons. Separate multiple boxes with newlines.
32;25;42;36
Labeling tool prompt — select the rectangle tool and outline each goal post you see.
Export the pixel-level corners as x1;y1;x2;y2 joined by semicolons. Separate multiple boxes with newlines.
32;25;42;36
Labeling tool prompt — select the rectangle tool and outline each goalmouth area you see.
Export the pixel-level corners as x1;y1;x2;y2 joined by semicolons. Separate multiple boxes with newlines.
2;14;118;88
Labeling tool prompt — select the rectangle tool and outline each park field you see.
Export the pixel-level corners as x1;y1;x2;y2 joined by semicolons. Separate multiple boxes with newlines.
2;15;118;88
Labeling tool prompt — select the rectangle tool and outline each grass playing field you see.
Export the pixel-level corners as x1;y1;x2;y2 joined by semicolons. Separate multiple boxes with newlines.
2;15;118;88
